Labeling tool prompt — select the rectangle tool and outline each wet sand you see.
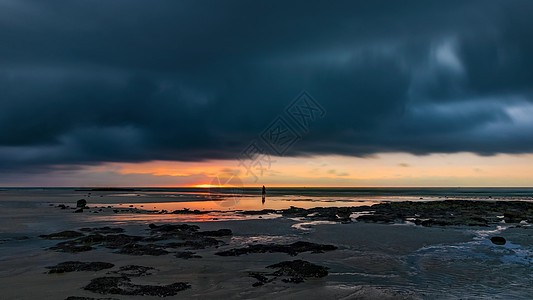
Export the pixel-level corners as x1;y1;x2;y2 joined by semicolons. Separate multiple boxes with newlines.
1;189;533;299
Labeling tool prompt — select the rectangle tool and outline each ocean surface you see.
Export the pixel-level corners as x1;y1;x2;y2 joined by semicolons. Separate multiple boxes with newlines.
3;186;533;207
2;186;533;229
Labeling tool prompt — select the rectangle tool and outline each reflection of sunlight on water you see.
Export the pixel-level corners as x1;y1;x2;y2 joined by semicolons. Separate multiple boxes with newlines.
100;191;453;212
112;195;379;211
88;212;281;225
291;220;338;231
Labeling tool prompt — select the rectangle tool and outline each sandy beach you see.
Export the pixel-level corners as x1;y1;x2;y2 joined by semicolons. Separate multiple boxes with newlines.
1;189;533;299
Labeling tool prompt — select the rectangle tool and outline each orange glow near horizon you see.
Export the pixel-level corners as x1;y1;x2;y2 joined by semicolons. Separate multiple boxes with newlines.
193;183;239;188
76;152;533;188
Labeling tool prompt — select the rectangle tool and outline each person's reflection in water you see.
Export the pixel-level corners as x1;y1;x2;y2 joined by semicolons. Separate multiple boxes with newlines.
262;185;266;205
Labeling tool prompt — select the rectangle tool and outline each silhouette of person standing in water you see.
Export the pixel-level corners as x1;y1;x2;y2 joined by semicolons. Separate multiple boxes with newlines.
262;185;266;204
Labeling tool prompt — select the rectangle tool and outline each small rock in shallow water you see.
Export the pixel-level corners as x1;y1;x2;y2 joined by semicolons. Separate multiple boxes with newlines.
77;199;87;208
490;236;506;245
248;272;271;286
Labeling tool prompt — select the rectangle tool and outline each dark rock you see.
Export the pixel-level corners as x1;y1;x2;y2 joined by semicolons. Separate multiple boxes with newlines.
46;261;114;273
490;236;506;245
77;234;106;245
248;272;271;286
420;219;434;227
102;234;143;249
504;212;524;223
58;204;67;209
40;231;84;240
84;276;190;296
74;208;84;213
267;260;329;279
239;209;276;215
280;206;309;217
49;234;104;253
166;238;221;250
215;241;337;257
146;224;224;250
356;214;399;223
108;265;156;277
249;260;329;286
77;199;87;208
355;200;533;226
175;251;202;259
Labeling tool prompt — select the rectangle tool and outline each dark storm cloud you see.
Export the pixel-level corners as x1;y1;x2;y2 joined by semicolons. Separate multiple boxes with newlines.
1;0;533;172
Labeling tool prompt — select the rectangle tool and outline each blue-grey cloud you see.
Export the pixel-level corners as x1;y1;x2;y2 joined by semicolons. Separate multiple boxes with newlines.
1;0;533;173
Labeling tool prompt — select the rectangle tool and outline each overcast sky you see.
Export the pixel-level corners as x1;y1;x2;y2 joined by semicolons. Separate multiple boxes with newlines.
1;0;533;186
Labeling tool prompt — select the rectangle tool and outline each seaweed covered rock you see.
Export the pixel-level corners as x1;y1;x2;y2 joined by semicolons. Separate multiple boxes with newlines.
357;200;533;226
47;261;114;273
77;199;87;208
249;260;329;286
107;265;156;277
84;276;190;296
267;260;329;279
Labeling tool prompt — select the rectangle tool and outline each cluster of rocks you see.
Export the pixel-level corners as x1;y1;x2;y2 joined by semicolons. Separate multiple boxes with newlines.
53;199;145;214
50;261;189;298
356;200;533;226
40;224;232;255
241;206;354;222
84;276;190;296
40;222;337;297
107;265;157;277
249;260;329;286
46;261;114;274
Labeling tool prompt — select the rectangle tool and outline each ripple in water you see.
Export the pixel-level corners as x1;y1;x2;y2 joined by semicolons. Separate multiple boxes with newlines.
403;226;533;299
